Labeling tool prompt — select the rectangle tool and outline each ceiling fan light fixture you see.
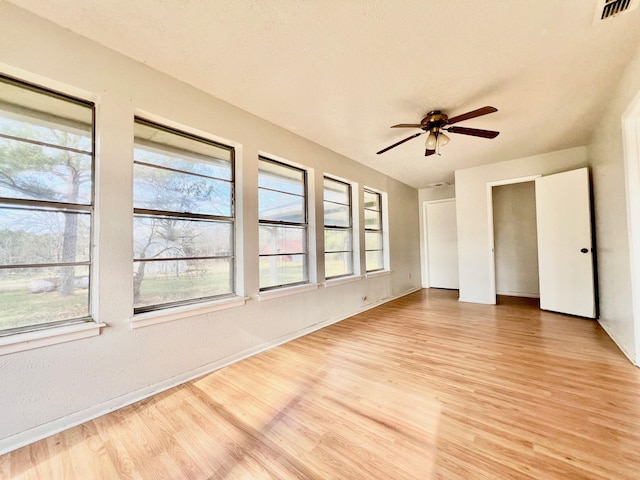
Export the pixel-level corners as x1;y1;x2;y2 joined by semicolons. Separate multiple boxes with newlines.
438;132;450;147
425;132;438;150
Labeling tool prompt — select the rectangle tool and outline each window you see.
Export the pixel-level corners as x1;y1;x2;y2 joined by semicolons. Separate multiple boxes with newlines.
258;157;308;290
324;177;353;279
133;119;235;313
364;188;384;272
0;76;94;334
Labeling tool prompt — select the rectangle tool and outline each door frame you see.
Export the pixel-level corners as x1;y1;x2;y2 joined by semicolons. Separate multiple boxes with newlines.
486;175;541;304
622;90;640;366
423;198;456;288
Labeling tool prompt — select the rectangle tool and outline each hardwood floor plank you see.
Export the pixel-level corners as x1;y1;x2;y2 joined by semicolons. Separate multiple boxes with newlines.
3;288;640;479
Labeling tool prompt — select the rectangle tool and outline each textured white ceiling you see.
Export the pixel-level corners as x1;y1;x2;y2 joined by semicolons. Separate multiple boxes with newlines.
8;0;640;188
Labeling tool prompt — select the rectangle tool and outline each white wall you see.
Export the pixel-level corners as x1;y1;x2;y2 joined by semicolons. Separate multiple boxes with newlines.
588;41;640;364
454;147;588;304
0;3;422;451
492;182;539;298
418;185;456;287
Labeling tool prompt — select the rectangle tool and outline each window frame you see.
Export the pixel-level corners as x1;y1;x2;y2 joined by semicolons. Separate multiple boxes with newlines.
258;156;309;291
364;188;385;273
132;117;236;314
0;74;96;336
323;176;354;280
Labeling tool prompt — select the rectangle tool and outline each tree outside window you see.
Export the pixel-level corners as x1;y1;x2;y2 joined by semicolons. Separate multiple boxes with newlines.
0;76;94;333
133;119;235;313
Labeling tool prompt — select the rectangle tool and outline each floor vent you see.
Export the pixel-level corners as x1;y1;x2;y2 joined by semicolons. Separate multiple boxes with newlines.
595;0;639;22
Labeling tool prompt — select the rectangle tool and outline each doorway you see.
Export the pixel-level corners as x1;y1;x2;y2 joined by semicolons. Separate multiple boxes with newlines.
486;175;540;304
491;181;539;303
487;170;597;318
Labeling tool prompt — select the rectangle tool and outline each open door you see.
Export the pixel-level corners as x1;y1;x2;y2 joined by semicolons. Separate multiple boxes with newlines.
535;168;596;318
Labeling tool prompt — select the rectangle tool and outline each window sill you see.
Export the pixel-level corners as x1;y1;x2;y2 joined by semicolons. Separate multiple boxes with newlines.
324;275;364;288
258;283;319;302
365;270;392;279
0;321;107;356
132;296;249;329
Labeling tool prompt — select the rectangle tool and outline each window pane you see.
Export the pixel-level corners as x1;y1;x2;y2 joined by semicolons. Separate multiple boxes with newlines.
0;80;92;151
324;202;350;227
0;78;94;333
324;228;352;253
364;208;381;229
325;252;353;278
258;159;304;195
0;208;91;265
259;225;306;255
366;251;384;271
133;119;235;312
259;254;307;289
258;189;305;223
134;216;232;260
134;163;231;216
134;121;232;181
364;190;380;210
134;258;233;309
365;231;383;251
323;178;349;204
0;136;92;204
0;265;89;332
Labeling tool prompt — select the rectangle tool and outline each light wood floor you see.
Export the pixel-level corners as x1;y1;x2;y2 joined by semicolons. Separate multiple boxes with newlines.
3;289;640;479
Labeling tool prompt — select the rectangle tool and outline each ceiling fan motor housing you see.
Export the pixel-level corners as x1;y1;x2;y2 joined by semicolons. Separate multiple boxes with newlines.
421;111;449;132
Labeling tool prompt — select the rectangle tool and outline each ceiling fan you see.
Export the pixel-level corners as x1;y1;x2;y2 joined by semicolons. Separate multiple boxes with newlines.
376;106;499;156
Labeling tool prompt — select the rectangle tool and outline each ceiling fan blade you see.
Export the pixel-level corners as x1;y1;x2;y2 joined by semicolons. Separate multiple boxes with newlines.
447;106;497;125
446;126;500;138
391;123;423;128
425;148;436;157
376;132;423;154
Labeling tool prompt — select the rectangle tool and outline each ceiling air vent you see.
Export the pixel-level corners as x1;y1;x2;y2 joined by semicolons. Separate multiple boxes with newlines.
426;181;451;188
594;0;639;22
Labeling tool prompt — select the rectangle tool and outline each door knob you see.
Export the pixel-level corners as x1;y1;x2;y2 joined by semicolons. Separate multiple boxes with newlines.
580;248;589;253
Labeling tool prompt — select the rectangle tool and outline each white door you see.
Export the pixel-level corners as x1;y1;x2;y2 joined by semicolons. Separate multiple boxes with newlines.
535;168;596;318
426;199;459;289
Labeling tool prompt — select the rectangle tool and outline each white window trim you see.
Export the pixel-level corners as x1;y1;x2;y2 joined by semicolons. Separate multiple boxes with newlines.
324;274;364;288
0;322;106;356
366;269;392;279
257;283;319;302
132;295;248;329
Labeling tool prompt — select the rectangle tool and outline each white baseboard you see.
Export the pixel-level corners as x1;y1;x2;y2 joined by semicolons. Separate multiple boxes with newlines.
458;297;495;305
0;287;420;455
496;291;540;299
598;319;638;367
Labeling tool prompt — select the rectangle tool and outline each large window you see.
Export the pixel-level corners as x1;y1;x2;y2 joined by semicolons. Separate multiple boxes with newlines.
258;157;308;290
324;177;353;279
133;119;235;312
364;188;384;272
0;76;94;333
